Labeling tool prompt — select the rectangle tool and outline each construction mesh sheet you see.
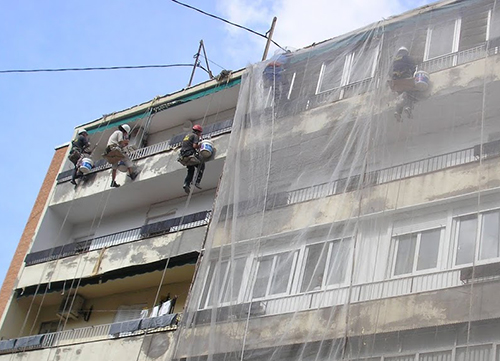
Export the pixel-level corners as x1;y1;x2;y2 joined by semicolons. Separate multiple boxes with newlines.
174;0;500;360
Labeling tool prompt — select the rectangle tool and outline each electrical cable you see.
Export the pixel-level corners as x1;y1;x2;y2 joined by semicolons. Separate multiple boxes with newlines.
170;0;286;52
199;54;226;71
0;63;196;74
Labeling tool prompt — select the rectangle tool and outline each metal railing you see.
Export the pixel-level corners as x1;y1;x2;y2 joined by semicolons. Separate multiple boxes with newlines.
259;268;463;317
418;44;487;73
57;119;233;183
0;316;179;355
25;210;211;266
286;146;477;207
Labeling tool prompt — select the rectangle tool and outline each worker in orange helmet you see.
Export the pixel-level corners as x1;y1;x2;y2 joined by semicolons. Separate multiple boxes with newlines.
180;125;205;194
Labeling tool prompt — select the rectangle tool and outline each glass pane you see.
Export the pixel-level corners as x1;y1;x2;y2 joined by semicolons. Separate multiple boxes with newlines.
457;345;492;361
326;239;351;285
480;210;500;260
416;229;441;270
394;234;417;275
319;59;344;92
419;350;452;361
428;20;456;59
208;261;229;306
270;253;294;295
349;46;378;84
252;257;273;298
199;260;216;308
221;258;246;303
301;243;328;292
456;215;478;265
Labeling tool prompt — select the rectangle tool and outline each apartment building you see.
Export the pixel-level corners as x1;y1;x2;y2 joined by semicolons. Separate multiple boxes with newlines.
2;0;500;360
0;69;242;360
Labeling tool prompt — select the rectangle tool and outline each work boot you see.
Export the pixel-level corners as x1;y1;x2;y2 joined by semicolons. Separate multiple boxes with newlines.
194;183;202;189
110;181;120;188
183;183;190;194
70;180;77;186
129;172;138;181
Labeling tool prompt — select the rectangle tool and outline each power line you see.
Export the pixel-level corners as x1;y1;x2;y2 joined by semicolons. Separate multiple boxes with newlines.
0;63;196;74
199;54;226;71
170;0;286;51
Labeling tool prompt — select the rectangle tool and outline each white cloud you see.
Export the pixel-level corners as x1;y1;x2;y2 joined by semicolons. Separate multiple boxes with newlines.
216;0;433;65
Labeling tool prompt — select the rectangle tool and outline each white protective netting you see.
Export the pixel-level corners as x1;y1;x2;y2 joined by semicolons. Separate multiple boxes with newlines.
172;0;500;360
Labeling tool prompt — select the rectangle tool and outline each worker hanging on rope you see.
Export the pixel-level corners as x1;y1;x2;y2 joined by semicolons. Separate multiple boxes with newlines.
390;46;431;122
104;124;138;188
179;125;205;194
391;46;417;121
69;129;92;186
263;51;291;105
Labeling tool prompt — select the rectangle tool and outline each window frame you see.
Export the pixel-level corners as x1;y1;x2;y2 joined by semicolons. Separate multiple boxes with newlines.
199;257;249;309
390;227;444;277
453;208;500;267
423;18;462;62
297;237;353;293
250;251;298;301
315;44;380;96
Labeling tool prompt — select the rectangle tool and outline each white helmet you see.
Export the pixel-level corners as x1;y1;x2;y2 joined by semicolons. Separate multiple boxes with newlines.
120;124;131;133
397;46;409;54
78;128;88;135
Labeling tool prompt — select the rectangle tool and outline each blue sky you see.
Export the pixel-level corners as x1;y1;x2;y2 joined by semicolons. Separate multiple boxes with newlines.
0;0;432;288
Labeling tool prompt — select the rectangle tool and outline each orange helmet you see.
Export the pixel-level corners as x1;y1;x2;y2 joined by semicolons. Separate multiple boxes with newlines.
193;125;203;133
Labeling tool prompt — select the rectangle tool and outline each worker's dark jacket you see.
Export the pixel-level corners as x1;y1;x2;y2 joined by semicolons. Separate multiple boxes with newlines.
392;54;416;79
69;135;90;165
72;135;90;152
180;133;200;157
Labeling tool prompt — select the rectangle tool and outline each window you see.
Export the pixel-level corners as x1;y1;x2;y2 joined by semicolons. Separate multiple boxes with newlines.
39;321;61;334
316;56;349;94
300;238;351;292
199;258;246;309
316;44;379;94
252;252;297;299
392;229;441;276
346;45;379;84
113;304;147;323
455;210;500;265
424;19;461;60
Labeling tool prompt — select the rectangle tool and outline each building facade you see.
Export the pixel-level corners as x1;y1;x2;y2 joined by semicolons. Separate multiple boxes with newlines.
2;0;500;360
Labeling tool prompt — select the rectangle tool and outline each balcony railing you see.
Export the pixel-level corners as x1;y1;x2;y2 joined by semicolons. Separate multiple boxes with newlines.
25;210;211;266
418;44;487;73
0;313;179;355
57;118;233;183
286;146;477;206
244;268;464;317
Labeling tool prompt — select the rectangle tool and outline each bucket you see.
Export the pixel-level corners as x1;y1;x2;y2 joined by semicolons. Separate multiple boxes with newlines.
199;140;214;159
414;70;430;91
117;161;128;173
79;158;94;174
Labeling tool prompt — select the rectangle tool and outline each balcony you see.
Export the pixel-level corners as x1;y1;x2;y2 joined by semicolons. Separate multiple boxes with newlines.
24;210;211;266
177;269;500;357
0;314;179;355
211;141;500;247
56;118;233;184
274;42;496;121
17;213;209;292
47;119;231;229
